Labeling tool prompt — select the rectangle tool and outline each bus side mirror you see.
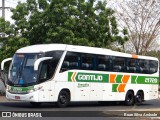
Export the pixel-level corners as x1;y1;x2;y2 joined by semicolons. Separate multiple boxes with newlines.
1;58;12;71
34;57;52;71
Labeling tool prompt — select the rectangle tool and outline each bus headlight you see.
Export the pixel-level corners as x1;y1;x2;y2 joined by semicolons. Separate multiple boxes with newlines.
28;90;34;93
6;85;11;91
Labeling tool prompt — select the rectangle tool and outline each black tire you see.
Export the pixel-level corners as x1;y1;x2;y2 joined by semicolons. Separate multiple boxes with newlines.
98;101;118;105
135;91;143;105
30;102;42;107
57;90;70;108
98;101;107;105
125;91;134;106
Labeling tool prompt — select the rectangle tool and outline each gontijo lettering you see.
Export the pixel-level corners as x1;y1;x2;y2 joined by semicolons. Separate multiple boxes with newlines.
68;72;109;82
78;74;103;81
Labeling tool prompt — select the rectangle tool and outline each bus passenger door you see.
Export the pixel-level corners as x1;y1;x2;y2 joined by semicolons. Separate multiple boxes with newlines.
90;83;103;101
38;60;55;102
38;81;52;102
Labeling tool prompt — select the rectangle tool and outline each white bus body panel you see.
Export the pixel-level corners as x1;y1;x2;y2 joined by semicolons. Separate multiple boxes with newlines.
6;91;39;102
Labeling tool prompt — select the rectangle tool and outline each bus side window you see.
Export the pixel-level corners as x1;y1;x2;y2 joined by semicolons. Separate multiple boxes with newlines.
61;52;80;72
96;55;110;71
39;60;54;83
127;59;137;73
149;60;158;74
138;59;149;74
81;54;94;70
112;57;126;72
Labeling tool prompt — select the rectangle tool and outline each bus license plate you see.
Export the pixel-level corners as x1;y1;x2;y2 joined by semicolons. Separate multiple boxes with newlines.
15;96;20;100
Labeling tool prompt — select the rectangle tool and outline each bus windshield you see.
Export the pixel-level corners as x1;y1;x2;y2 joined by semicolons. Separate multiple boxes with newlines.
8;53;43;86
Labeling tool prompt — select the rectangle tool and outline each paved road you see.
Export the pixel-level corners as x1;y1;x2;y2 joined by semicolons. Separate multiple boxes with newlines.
0;96;160;111
0;96;160;120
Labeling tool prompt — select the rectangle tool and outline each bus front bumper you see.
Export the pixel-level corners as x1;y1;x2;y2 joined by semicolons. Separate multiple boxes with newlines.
6;91;39;102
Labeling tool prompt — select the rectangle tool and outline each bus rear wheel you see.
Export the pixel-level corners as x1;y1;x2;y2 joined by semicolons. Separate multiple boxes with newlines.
57;90;70;108
125;91;134;106
135;91;143;105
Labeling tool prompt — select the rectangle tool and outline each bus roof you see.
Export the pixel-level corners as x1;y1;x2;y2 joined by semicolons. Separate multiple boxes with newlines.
16;44;158;61
16;44;67;53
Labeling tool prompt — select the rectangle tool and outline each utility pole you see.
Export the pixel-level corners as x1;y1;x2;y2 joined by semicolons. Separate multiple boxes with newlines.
0;0;10;20
0;0;10;37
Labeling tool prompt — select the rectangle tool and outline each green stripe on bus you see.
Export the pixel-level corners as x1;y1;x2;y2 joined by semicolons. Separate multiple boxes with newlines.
75;72;109;82
68;72;73;82
68;72;159;84
10;86;34;92
68;72;109;83
115;75;123;83
112;84;119;92
131;76;137;84
131;76;159;84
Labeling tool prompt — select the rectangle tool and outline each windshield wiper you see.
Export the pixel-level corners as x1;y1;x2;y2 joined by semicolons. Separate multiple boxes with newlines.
12;66;22;85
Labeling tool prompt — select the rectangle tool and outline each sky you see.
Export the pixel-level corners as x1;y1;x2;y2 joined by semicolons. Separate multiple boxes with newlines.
0;0;26;23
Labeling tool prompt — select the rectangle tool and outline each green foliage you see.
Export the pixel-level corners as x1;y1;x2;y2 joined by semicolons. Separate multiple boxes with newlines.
0;18;30;62
0;0;128;63
146;51;160;61
11;0;127;47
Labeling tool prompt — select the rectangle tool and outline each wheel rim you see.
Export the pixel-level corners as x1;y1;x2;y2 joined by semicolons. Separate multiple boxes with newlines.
60;95;67;104
136;94;142;103
127;94;133;103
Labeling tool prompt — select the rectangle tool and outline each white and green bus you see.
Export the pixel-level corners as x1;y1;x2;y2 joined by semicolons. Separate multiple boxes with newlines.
1;44;159;107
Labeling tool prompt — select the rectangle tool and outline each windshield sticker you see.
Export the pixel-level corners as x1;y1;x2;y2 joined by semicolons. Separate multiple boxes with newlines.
19;79;24;84
17;54;24;57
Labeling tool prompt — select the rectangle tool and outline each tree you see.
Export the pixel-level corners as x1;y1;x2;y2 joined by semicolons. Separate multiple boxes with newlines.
146;50;160;61
0;18;29;91
11;0;127;48
0;18;29;63
113;0;160;55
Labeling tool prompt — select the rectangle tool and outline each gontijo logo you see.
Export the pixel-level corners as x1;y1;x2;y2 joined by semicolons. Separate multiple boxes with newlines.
68;72;109;83
78;74;103;81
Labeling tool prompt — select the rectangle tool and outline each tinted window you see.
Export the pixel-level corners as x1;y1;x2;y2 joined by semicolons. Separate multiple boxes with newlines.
39;60;55;83
61;52;80;72
60;51;158;74
81;54;94;70
45;51;63;59
96;55;110;71
127;58;137;73
39;51;63;83
137;59;149;74
112;57;126;72
149;60;158;74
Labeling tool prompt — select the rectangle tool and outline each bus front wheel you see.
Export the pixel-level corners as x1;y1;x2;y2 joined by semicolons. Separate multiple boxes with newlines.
57;90;70;108
125;91;134;106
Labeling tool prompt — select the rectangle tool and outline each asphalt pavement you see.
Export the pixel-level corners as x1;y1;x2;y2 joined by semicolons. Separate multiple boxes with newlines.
0;96;160;120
